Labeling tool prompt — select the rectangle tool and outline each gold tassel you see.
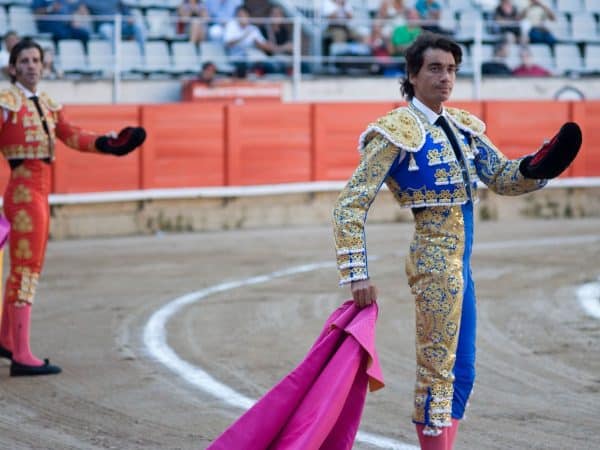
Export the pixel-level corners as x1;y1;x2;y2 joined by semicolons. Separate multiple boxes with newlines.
408;153;419;171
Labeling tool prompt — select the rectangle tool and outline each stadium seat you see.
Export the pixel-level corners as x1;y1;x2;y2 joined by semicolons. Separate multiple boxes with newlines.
57;39;97;76
88;39;114;77
554;43;585;74
0;8;7;33
584;43;600;71
570;12;600;43
555;0;585;15
145;8;175;39
199;41;235;74
8;6;38;37
171;41;201;75
584;0;600;13
119;40;145;77
143;40;172;76
528;43;554;69
546;13;571;42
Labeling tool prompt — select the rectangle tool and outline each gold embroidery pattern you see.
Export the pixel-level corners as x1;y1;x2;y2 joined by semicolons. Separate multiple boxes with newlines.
0;87;22;112
13;210;33;233
13;185;32;203
12;165;32;179
2;143;52;160
15;238;32;259
17;267;39;304
445;107;485;136
474;135;545;195
406;206;465;428
377;109;423;149
333;135;400;284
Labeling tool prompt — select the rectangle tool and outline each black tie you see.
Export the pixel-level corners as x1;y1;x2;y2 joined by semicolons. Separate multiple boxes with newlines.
435;115;463;162
30;95;54;160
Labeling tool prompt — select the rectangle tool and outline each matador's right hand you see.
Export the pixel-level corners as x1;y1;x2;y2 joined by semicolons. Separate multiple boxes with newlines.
351;279;377;308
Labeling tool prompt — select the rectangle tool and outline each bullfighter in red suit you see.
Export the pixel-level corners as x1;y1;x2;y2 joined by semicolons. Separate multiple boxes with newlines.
0;38;145;376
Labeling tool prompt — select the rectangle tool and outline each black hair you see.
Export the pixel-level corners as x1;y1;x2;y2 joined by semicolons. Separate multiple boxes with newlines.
8;38;44;83
400;32;462;100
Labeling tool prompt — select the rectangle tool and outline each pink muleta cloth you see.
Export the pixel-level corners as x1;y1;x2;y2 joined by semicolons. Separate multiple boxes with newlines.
207;300;384;450
0;215;9;250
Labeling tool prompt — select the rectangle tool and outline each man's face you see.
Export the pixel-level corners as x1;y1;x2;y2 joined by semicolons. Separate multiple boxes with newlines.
409;48;456;113
237;10;249;26
9;47;43;92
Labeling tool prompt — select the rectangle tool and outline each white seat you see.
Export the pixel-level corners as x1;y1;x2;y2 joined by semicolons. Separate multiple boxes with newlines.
528;43;554;68
199;41;235;73
546;14;571;42
584;43;600;70
57;39;96;75
88;39;114;76
8;6;38;36
584;0;600;13
570;12;599;42
555;0;585;14
0;8;7;32
172;41;200;74
554;43;585;73
145;8;175;39
118;40;144;74
143;40;172;75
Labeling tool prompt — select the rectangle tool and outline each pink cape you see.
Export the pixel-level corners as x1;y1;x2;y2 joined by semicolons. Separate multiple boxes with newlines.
207;300;384;450
0;215;9;250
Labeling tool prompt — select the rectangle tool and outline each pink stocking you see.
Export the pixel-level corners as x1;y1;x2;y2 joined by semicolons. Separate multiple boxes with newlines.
10;303;43;366
415;424;448;450
0;295;12;351
447;419;460;450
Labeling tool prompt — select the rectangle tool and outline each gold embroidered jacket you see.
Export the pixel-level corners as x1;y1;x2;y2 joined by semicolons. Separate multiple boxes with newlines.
333;104;546;284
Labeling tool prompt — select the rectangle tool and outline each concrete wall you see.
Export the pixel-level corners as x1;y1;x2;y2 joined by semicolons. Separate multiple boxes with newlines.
48;184;600;239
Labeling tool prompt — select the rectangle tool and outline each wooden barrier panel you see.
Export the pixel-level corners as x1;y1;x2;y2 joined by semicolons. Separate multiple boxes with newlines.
571;101;600;177
312;102;397;181
0;159;9;194
483;101;571;167
226;103;312;185
140;103;226;188
53;105;141;193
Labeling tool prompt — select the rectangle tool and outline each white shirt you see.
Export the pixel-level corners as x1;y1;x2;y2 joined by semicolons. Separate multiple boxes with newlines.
223;20;266;58
411;96;443;125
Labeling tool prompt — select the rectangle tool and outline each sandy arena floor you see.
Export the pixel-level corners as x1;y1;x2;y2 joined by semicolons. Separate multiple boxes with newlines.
0;217;598;450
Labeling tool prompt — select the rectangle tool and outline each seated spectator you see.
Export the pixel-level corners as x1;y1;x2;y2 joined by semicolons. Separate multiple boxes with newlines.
519;0;556;45
374;0;408;43
42;45;64;79
198;61;218;86
512;45;551;76
223;6;274;77
481;39;513;75
322;0;356;44
493;0;523;42
0;31;19;79
84;0;146;54
388;8;422;57
205;0;242;41
260;5;292;56
32;0;91;48
177;0;208;45
414;0;445;34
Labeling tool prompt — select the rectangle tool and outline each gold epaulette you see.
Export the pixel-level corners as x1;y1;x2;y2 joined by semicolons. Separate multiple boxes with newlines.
39;92;62;112
445;107;485;136
0;86;22;112
358;107;425;153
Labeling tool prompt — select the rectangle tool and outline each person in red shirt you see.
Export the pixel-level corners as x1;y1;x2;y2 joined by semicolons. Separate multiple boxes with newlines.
0;38;145;376
512;45;552;76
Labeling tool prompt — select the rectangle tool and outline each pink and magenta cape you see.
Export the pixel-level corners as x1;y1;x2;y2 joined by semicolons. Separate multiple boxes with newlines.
207;300;384;450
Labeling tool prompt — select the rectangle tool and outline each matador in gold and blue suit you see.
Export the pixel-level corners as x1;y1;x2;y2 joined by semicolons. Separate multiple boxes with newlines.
332;95;580;440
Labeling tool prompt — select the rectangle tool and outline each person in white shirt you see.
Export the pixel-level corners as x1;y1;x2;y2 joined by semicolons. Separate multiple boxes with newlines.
223;5;274;77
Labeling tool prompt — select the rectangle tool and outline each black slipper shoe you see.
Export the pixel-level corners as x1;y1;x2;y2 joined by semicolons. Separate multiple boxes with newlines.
10;358;62;377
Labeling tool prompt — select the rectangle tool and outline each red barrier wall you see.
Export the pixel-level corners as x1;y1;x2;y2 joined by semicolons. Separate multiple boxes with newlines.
312;102;397;181
140;103;226;188
572;102;600;178
226;103;312;185
53;105;141;193
0;100;598;197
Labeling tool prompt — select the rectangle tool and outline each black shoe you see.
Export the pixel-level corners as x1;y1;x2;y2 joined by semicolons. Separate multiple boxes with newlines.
0;344;12;360
10;358;62;377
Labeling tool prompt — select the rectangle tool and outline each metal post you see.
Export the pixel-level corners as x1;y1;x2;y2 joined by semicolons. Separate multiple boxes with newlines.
112;14;123;104
472;18;483;101
292;15;302;101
